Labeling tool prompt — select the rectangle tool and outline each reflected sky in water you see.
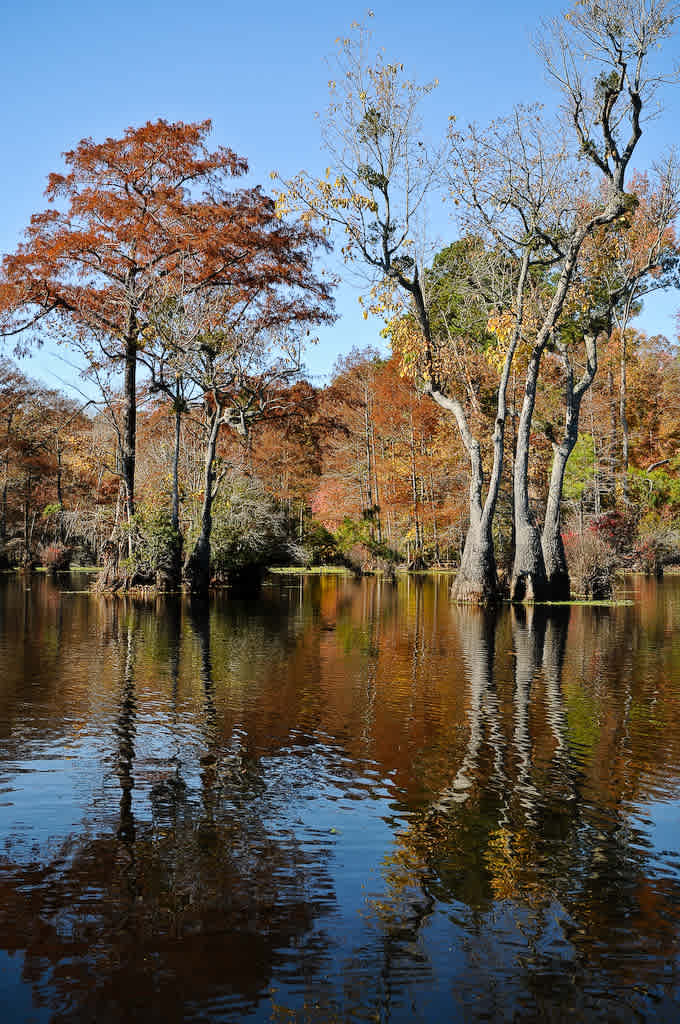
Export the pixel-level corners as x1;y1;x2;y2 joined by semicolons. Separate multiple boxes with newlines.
0;572;679;1021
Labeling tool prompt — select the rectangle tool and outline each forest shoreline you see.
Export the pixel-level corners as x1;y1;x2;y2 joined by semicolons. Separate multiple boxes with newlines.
3;564;674;609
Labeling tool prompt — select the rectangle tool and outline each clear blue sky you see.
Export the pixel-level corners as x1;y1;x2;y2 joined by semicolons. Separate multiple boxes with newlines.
2;0;678;397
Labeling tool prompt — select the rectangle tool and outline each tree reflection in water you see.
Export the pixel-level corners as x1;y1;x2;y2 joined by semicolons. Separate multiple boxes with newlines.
0;575;679;1020
368;600;680;1019
0;597;335;1023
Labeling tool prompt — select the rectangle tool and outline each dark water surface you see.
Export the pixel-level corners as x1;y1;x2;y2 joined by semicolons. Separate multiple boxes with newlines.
1;572;679;1022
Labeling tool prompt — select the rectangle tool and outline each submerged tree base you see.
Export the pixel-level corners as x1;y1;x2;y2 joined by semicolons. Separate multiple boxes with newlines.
510;525;550;603
510;571;551;603
450;526;501;606
451;576;502;606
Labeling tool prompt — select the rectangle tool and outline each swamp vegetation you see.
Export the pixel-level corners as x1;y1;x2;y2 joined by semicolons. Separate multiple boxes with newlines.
1;1;679;602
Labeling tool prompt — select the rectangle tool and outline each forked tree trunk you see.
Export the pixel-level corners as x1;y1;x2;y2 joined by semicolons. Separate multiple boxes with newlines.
421;384;501;604
425;351;520;605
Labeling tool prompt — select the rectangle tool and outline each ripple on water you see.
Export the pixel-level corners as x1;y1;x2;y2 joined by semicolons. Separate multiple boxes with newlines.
0;574;679;1020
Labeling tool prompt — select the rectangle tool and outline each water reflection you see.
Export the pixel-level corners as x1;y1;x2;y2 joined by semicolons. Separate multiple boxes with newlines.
0;588;338;1022
0;572;679;1020
115;615;137;847
367;596;680;1019
431;608;504;812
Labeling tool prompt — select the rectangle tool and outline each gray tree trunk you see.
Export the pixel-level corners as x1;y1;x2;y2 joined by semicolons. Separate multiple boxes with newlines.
542;442;572;600
55;440;64;544
172;401;181;534
453;509;499;604
511;346;548;602
422;381;501;603
542;335;597;600
407;253;531;603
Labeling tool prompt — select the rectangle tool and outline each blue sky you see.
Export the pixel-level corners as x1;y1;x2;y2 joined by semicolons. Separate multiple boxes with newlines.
2;0;678;397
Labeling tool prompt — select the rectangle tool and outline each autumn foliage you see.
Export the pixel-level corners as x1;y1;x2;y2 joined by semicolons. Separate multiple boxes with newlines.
0;120;333;561
1;3;680;594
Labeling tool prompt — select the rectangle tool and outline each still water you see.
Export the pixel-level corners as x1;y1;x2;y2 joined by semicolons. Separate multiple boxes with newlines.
0;571;679;1022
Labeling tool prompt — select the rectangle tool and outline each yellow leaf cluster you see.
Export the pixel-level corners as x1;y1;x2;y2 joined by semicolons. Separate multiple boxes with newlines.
487;310;515;344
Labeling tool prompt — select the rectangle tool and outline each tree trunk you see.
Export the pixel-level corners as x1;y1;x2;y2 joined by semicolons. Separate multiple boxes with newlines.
429;470;440;564
410;253;532;604
0;462;7;542
410;271;506;603
409;420;421;552
371;423;382;544
159;398;184;592
542;443;572;601
510;192;629;600
55;439;64;544
512;518;547;602
589;391;602;516
185;403;222;597
452;508;498;604
620;331;629;502
608;362;618;495
23;472;32;565
122;335;137;558
511;347;548;602
542;336;597;601
422;389;500;603
172;401;181;534
363;396;374;540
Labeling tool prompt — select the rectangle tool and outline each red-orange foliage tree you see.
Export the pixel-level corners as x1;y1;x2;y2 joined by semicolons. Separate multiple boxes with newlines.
0;119;333;558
